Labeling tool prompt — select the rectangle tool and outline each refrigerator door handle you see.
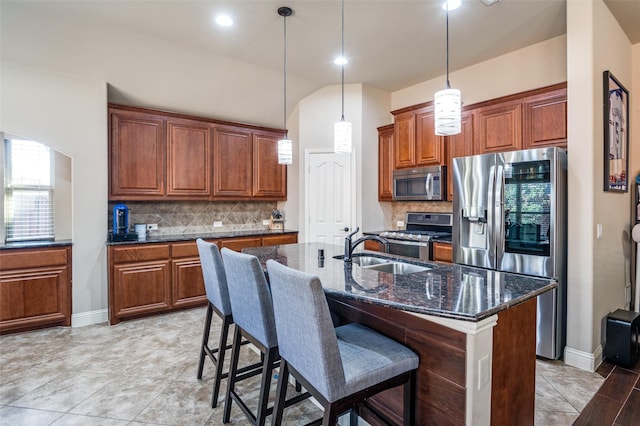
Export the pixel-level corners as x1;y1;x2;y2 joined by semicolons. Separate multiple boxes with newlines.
495;164;505;256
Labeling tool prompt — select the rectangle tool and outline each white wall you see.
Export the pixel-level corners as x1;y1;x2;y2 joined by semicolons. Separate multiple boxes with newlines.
1;62;109;325
392;35;567;110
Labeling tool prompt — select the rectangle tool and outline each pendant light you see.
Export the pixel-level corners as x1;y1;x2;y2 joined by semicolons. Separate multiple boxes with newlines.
277;6;293;165
434;2;461;136
334;0;352;153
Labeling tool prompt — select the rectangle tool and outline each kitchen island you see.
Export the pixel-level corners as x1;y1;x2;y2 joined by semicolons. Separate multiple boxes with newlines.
244;242;557;426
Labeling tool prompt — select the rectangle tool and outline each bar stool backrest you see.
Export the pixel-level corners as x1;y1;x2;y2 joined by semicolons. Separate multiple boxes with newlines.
266;259;346;402
196;239;231;316
221;248;278;349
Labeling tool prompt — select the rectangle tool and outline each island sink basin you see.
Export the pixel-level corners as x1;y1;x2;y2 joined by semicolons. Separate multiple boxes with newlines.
350;256;430;275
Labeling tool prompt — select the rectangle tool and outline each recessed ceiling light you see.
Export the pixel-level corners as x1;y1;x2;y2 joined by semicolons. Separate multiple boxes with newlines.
442;0;461;10
215;14;233;27
334;56;348;66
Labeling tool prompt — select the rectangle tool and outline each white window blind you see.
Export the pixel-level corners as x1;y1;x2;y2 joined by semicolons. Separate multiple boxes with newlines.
4;139;55;242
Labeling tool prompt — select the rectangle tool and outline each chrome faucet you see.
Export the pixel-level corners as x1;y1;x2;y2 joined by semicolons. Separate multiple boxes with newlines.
343;227;389;262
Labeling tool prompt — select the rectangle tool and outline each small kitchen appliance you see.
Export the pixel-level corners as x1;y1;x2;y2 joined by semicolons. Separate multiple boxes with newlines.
110;203;138;242
393;165;446;201
379;212;452;261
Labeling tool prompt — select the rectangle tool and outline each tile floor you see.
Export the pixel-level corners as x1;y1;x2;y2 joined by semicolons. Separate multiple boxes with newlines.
0;307;612;425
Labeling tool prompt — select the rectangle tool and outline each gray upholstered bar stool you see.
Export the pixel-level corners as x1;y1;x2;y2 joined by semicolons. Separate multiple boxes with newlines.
221;248;309;426
266;259;419;426
195;239;261;408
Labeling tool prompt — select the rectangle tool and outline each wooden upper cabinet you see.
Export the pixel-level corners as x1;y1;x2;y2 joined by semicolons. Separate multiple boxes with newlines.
393;111;416;169
166;118;211;198
378;124;394;201
415;107;444;166
253;132;286;200
213;126;253;198
474;100;523;154
446;110;474;200
523;88;567;149
109;109;165;199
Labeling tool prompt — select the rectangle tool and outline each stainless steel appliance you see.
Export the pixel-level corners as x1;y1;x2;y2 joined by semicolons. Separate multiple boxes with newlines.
380;212;452;261
393;165;446;201
453;146;567;359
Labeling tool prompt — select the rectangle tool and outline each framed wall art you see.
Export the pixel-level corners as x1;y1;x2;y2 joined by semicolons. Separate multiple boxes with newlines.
603;70;629;192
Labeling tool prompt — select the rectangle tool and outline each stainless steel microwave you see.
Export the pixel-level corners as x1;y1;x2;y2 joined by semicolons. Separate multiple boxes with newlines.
393;166;446;201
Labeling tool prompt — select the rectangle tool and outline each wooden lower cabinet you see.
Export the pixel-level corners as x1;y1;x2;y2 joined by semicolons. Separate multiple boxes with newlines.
108;233;297;324
0;246;72;334
432;242;453;263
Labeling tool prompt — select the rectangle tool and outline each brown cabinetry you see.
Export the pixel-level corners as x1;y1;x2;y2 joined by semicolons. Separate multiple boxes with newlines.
474;100;523;154
432;242;453;263
109;104;286;201
523;88;567;149
377;124;394;201
0;246;72;334
392;105;444;169
109;109;165;199
446;110;474;200
166;118;212;198
108;232;297;324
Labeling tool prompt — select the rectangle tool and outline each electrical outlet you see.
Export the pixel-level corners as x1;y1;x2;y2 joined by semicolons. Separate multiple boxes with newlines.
213;221;223;228
596;224;603;239
263;220;270;226
397;220;405;228
146;223;158;231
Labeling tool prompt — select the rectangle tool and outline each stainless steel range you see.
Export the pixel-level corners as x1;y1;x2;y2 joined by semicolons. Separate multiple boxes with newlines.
379;212;452;261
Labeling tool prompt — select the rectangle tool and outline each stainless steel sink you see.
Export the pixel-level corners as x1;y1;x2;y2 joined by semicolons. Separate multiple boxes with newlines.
351;256;394;267
351;256;430;275
364;262;430;275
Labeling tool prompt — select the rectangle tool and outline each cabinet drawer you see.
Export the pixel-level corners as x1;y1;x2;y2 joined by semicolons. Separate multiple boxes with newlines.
261;234;297;246
1;248;68;270
171;241;200;258
219;237;262;252
111;244;170;263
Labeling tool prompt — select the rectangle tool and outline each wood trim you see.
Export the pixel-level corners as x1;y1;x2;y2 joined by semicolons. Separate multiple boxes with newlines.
108;103;285;134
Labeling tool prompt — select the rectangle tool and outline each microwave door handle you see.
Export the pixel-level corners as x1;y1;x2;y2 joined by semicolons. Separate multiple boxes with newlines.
426;173;433;199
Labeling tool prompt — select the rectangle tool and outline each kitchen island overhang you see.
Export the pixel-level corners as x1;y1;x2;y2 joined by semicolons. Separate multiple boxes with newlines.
244;243;557;425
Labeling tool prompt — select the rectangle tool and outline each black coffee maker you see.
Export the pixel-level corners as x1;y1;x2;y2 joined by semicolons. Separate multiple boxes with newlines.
110;203;138;242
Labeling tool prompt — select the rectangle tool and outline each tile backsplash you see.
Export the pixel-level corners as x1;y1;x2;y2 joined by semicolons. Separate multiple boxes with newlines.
108;201;278;235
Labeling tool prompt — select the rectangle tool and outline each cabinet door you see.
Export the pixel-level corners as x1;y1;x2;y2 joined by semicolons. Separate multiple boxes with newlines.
171;257;207;308
446;110;474;200
432;242;453;263
219;237;262;251
112;261;171;320
523;89;567;149
261;234;298;246
109;109;165;199
474;101;522;154
378;125;394;201
253;132;286;200
166;118;211;198
415;107;444;166
213;126;253;198
393;111;416;169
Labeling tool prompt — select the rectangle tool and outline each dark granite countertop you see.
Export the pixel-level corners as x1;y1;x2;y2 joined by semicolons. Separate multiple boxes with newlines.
106;229;298;245
0;239;73;250
243;242;557;322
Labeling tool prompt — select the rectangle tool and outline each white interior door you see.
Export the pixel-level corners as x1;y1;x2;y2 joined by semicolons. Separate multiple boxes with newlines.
306;150;354;246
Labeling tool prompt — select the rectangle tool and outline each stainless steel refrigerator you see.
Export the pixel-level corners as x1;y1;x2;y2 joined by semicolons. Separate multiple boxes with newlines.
453;147;567;359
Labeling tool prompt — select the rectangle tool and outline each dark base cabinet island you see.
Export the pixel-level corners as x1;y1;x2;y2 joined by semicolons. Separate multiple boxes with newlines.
244;243;557;426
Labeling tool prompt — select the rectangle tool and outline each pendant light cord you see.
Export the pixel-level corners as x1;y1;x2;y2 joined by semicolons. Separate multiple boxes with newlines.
283;12;288;138
340;0;345;121
445;6;450;90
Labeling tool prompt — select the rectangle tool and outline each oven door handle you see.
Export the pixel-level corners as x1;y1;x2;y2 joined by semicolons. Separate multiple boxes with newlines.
386;239;430;247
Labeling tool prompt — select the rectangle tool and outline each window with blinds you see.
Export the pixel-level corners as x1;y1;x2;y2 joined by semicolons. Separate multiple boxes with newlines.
4;139;55;242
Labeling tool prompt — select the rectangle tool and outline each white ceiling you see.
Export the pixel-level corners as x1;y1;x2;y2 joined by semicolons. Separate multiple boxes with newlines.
1;0;638;128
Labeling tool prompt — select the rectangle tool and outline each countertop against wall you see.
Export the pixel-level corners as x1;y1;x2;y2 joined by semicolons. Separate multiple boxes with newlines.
105;229;298;246
0;240;73;250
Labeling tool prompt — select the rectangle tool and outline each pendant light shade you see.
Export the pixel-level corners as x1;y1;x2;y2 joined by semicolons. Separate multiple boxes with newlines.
277;6;293;165
334;0;352;154
434;3;461;136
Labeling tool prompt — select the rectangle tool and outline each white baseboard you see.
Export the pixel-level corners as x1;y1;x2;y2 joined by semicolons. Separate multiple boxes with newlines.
71;309;108;327
564;345;603;372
